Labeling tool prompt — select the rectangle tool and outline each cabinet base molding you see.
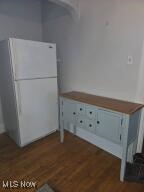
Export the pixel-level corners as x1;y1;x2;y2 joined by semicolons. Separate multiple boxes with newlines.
65;124;122;159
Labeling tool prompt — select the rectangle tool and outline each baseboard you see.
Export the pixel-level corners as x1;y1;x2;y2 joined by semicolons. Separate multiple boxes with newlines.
0;123;5;134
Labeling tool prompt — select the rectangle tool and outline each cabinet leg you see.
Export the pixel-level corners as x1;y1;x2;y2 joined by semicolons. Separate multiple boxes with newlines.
120;115;129;182
120;147;128;182
60;128;64;143
60;120;64;143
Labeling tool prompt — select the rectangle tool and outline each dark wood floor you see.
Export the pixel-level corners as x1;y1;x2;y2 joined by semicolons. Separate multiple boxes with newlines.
0;132;143;192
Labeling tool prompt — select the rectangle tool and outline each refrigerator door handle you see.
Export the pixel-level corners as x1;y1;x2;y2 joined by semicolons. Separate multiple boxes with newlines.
17;82;22;115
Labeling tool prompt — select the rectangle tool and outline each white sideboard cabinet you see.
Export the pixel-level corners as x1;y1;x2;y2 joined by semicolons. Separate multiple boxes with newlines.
59;91;143;182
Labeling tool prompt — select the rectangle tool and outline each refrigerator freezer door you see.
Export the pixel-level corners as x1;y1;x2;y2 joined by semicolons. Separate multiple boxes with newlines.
9;38;57;80
14;78;58;146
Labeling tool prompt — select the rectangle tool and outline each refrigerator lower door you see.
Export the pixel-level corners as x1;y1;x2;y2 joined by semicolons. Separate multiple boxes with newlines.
14;78;58;146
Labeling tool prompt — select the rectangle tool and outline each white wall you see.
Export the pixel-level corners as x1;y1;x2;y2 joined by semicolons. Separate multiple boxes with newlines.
43;0;144;151
0;0;42;41
0;0;42;133
43;0;144;103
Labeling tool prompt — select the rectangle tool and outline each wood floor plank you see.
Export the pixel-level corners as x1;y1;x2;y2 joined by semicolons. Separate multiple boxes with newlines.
0;132;143;192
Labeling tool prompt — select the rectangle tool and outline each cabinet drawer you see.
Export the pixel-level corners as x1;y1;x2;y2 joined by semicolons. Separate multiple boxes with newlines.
76;116;86;129
86;105;96;119
86;120;96;133
77;103;85;115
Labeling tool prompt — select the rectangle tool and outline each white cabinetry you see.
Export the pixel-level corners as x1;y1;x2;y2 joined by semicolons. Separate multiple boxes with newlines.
96;109;123;145
61;98;123;145
59;91;143;182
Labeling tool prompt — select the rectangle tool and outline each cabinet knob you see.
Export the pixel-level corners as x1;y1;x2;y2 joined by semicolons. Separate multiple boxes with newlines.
80;108;83;111
89;111;92;114
73;112;76;115
97;121;100;124
80;120;83;123
89;124;92;127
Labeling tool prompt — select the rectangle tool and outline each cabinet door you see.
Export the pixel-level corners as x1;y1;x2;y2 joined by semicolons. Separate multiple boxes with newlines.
96;109;123;144
62;99;76;124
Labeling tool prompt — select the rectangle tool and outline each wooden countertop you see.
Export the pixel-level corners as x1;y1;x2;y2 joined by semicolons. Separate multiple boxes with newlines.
60;91;144;115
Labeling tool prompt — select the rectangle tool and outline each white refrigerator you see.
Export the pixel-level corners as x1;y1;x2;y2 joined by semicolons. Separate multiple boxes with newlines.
0;38;58;147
